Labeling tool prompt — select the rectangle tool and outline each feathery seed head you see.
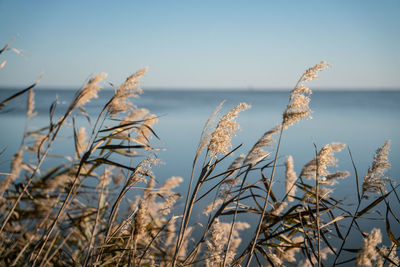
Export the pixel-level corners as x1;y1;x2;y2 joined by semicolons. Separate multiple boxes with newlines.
196;101;225;160
75;127;88;159
297;247;333;267
108;67;147;115
27;88;36;118
0;60;6;69
76;73;108;107
208;103;250;158
205;218;249;266
301;143;346;179
244;125;280;166
121;108;149;125
227;153;245;176
267;253;283;266
379;243;400;267
291;84;312;96
271;201;288;216
285;155;297;202
125;157;161;187
301;61;330;82
356;228;382;267
159;176;183;192
42;174;73;194
0;148;23;197
153;177;182;216
282;61;329;129
136;114;158;144
321;171;350;186
219;154;245;198
27;134;47;154
98;166;113;188
283;87;312;128
362;140;392;198
203;199;224;216
302;186;334;203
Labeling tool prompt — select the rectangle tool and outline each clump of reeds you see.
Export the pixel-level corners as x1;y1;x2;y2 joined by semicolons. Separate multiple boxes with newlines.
0;40;399;266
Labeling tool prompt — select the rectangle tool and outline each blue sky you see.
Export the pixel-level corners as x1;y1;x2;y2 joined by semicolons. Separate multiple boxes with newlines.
0;0;399;89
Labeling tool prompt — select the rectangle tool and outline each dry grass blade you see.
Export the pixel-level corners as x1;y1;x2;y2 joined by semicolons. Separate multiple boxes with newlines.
0;60;6;69
320;215;345;229
194;100;225;166
97;144;151;150
348;146;361;203
0;39;14;55
385;208;400;248
0;74;42;112
260;172;277;203
356;192;390;217
90;158;137;172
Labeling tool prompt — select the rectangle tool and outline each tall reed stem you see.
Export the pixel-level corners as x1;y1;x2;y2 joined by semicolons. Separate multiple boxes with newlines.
314;143;321;267
172;154;208;267
245;126;283;267
222;165;251;267
0;110;70;236
32;107;109;266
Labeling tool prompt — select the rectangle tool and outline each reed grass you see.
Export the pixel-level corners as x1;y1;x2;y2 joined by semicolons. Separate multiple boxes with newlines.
0;40;399;266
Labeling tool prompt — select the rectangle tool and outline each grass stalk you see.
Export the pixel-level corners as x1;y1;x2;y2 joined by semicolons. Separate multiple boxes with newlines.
244;126;283;267
0;110;70;236
222;165;251;267
83;182;106;266
314;143;321;267
332;199;362;265
32;103;110;265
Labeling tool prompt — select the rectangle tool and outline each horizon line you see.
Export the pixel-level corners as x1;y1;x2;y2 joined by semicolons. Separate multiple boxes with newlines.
1;86;400;92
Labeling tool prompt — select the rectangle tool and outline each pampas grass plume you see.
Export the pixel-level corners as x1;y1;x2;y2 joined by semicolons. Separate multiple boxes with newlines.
208;103;250;158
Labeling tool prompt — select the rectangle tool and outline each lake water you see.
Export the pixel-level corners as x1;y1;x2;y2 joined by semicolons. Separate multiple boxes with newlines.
1;88;399;265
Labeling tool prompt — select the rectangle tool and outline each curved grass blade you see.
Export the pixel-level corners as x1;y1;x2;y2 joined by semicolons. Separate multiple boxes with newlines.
97;144;151;150
386;207;400;247
0;74;42;111
347;146;361;203
0;39;13;55
356;192;390;217
89;158;136;172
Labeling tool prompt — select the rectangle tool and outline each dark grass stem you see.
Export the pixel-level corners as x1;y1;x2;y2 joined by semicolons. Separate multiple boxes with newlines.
347;146;361;204
332;147;364;266
332;198;362;266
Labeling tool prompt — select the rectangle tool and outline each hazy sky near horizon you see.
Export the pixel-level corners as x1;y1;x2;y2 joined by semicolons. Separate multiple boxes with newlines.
0;0;399;90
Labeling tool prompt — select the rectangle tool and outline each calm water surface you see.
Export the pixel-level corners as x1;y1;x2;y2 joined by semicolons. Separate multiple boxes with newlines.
1;88;399;265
